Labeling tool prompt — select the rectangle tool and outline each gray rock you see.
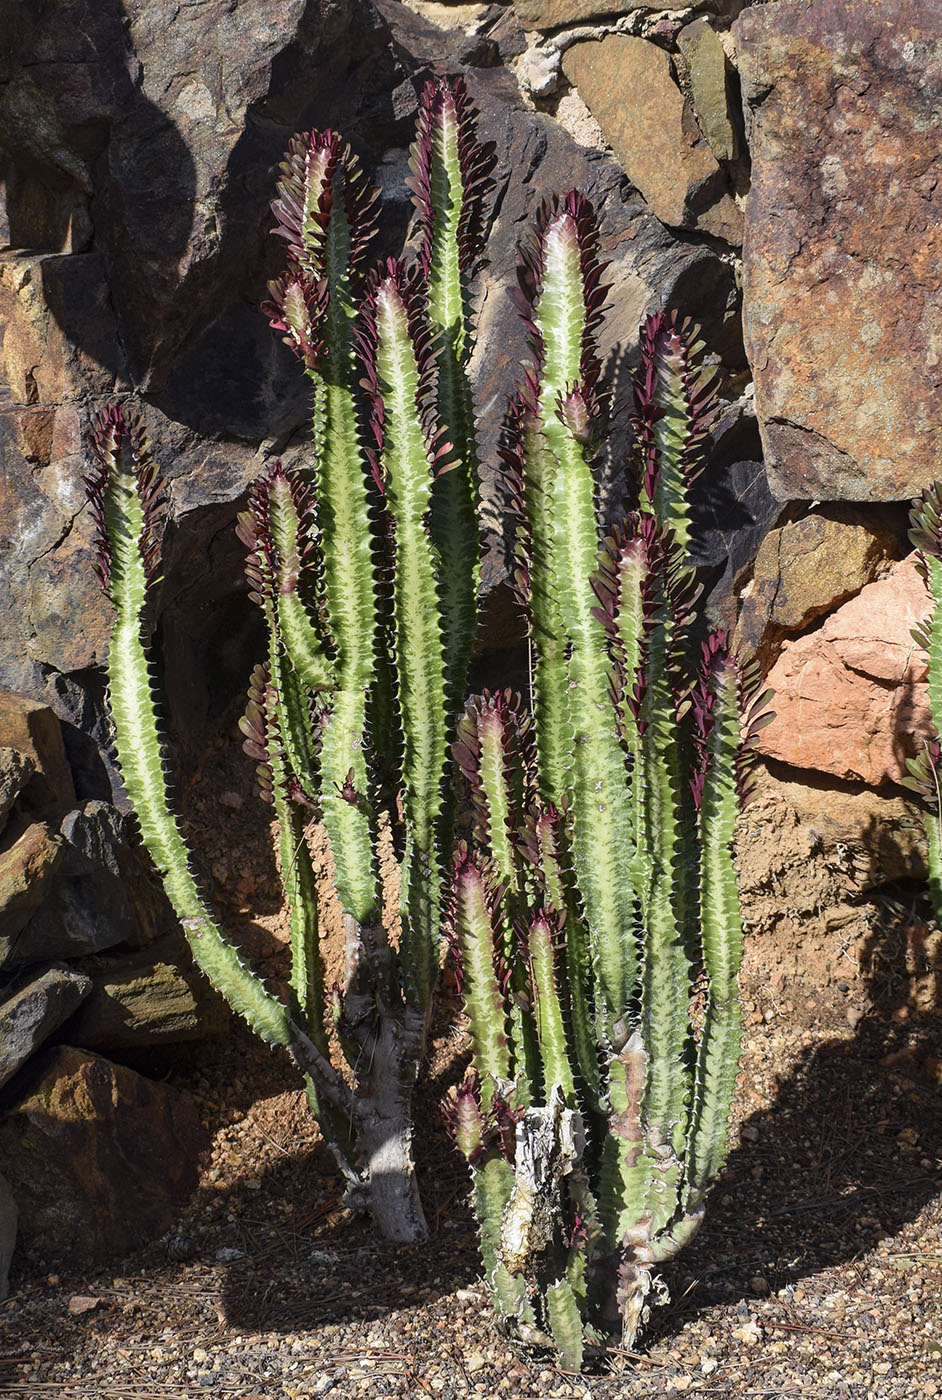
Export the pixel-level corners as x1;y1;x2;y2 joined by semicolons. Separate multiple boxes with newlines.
0;1172;16;1301
0;963;92;1090
10;802;159;965
676;17;742;165
0;747;34;838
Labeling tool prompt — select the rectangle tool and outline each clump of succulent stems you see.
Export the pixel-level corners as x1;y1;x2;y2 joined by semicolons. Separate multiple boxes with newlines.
86;76;494;1243
902;484;942;921
446;192;769;1366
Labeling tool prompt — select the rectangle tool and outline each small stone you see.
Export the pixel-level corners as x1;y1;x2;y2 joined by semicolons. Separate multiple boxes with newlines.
68;1294;101;1314
700;1355;720;1375
161;1231;197;1261
466;1353;486;1374
219;790;243;811
731;1319;762;1345
750;1275;770;1296
215;1247;247;1262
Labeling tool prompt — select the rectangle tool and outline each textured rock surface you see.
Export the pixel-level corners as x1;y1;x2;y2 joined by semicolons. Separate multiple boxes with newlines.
676;17;741;164
0;0;412;762
0;823;63;956
735;507;902;671
756;557;932;785
737;766;927;944
562;36;742;242
736;0;942;500
66;938;230;1050
9;801;170;966
0;1047;206;1268
0;747;34;838
0;694;75;818
0;963;92;1090
513;0;740;28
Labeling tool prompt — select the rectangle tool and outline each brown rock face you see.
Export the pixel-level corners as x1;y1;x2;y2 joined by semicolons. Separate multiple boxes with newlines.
736;0;942;501
755;556;932;785
734;507;901;671
562;36;742;242
0;1047;206;1268
0;694;75;818
0;823;64;953
67;937;230;1050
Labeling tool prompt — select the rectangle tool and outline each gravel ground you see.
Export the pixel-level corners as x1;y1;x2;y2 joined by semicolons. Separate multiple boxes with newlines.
1;735;939;1399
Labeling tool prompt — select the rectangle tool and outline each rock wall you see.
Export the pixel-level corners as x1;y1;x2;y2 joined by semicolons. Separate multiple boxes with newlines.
0;0;938;906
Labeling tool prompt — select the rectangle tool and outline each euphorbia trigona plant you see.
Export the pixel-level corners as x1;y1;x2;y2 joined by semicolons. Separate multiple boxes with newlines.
86;76;494;1243
446;193;769;1365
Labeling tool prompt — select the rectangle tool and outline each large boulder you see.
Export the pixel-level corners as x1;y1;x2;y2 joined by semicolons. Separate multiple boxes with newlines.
0;0;413;776
0;1046;206;1268
736;0;942;501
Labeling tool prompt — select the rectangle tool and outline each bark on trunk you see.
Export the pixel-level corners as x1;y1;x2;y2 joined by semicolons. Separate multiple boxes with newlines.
356;1004;429;1243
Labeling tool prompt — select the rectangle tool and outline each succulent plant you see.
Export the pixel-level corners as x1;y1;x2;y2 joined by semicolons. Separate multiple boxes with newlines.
447;193;768;1366
86;77;494;1243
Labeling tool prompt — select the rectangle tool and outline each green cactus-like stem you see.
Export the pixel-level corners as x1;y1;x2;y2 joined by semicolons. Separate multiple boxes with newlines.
528;204;639;1039
528;914;575;1103
411;77;489;726
87;412;357;1128
452;277;750;1361
366;270;450;1009
454;858;512;1097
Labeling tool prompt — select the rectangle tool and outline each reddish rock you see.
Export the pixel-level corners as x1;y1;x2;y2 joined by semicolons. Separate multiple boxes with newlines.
736;0;942;500
755;556;933;786
0;1047;206;1268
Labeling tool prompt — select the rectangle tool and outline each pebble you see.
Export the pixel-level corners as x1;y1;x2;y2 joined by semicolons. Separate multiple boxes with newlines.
220;790;244;810
67;1295;100;1315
